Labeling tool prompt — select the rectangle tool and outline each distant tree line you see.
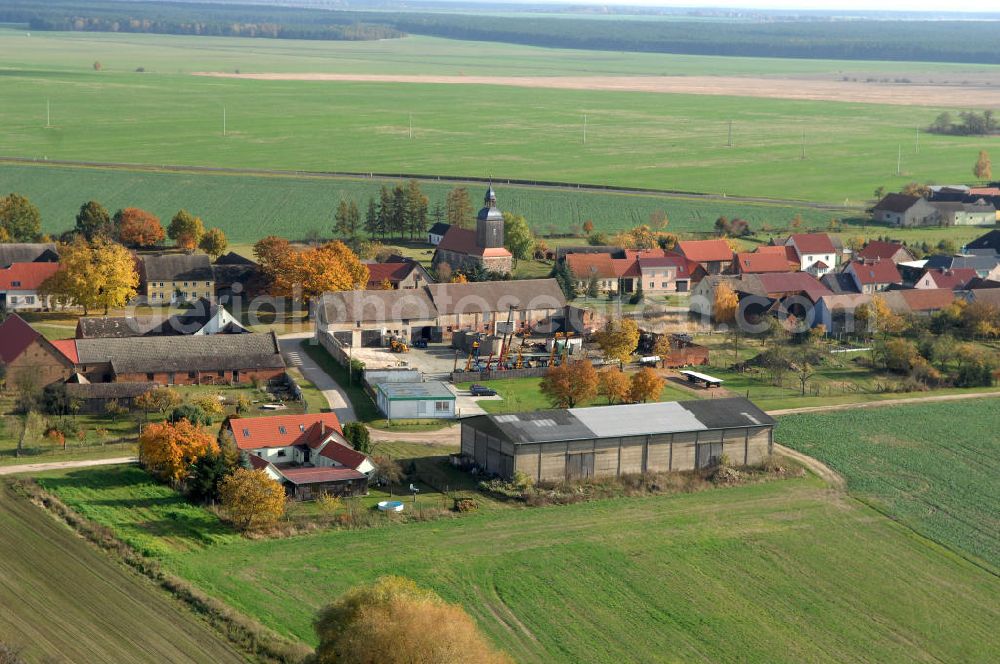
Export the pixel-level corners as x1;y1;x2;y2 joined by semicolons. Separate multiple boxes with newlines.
928;111;998;136
1;1;402;42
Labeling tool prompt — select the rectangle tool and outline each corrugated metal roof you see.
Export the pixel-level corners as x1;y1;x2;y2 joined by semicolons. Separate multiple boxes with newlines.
376;381;456;400
569;401;705;438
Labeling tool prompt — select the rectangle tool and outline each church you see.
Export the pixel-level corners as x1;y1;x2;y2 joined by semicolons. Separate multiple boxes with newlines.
432;186;513;276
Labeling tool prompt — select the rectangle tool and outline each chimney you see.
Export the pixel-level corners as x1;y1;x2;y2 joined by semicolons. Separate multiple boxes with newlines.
321;422;326;436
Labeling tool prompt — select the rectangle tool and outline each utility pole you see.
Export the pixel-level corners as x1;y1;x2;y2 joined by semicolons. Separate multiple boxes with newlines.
727;119;733;148
45;99;51;128
223;106;227;137
409;113;413;139
583;114;587;144
800;131;806;160
896;144;902;176
915;127;919;154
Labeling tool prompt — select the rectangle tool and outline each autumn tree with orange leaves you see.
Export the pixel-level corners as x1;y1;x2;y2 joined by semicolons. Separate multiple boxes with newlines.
540;359;598;408
138;419;219;486
219;468;286;531
629;367;664;403
115;207;165;248
597;368;630;405
253;236;368;301
167;209;205;250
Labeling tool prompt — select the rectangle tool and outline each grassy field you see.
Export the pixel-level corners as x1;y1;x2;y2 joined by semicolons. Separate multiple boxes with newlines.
0;481;244;663
776;399;1000;570
38;466;1000;663
2;29;998;207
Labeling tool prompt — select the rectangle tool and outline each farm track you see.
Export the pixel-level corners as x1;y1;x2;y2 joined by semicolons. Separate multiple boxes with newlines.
0;155;861;212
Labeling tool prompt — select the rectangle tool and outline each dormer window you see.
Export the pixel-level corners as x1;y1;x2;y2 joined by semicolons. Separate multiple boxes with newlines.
299;424;306;432
243;429;250;438
278;426;287;435
11;281;20;287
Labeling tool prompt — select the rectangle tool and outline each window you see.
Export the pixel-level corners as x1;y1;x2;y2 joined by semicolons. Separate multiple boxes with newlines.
661;282;668;288
243;428;250;438
146;373;155;381
217;370;224;377
278;426;287;435
277;449;287;457
11;281;20;287
435;401;450;412
649;281;654;287
24;296;34;304
183;282;189;287
205;281;211;286
187;371;196;379
299;424;306;432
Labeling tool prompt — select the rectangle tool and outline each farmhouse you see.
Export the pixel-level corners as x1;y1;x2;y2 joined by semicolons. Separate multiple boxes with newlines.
72;332;285;384
315;278;566;346
815;289;957;334
62;379;158;415
211;252;263;299
460;397;775;481
676;239;733;276
75;300;246;338
0;261;59;311
923;251;1000;279
732;250;796;275
374;380;457;420
856;241;916;264
565;253;619;294
0;315;76;388
141;254;214;304
915;268;978;291
230;413;373;500
427;222;450;246
433;187;513;275
638;255;692;293
784;233;838;276
928;200;996;226
873;194;940;227
844;260;903;294
364;259;433;290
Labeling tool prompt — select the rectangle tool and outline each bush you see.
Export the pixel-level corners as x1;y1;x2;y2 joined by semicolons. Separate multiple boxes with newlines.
453;497;479;512
169;404;213;427
342;422;371;454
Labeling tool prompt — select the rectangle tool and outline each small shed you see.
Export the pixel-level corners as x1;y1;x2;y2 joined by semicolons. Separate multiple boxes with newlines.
374;381;457;420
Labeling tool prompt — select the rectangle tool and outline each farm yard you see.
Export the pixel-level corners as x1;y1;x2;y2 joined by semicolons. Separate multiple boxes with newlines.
776;399;1000;570
0;481;245;663
2;28;999;209
32;462;1000;664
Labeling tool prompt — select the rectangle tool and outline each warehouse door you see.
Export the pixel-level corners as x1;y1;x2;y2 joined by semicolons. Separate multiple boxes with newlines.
566;453;595;480
696;442;723;469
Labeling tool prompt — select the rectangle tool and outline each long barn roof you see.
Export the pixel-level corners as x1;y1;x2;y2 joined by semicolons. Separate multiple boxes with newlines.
465;397;774;445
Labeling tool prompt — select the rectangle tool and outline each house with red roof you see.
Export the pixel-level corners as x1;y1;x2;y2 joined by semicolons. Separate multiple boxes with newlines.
565;253;621;294
914;268;978;291
856;241;916;264
784;234;838;276
229;413;374;500
732;251;796;275
844;260;903;294
364;259;433;290
676;239;734;276
0;262;59;311
638;255;693;293
0;314;76;388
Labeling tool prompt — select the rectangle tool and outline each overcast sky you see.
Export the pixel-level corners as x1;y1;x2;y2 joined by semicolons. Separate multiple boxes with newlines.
504;1;1000;11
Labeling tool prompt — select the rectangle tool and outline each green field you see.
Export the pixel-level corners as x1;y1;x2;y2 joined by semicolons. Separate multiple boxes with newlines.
775;399;1000;570
38;465;1000;663
2;28;998;207
0;482;244;663
1;161;845;244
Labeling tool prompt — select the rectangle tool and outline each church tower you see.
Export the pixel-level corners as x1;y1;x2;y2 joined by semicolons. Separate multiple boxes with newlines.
476;185;505;249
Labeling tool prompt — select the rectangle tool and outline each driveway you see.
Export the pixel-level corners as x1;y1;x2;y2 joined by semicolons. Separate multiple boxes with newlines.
278;334;357;422
0;457;137;476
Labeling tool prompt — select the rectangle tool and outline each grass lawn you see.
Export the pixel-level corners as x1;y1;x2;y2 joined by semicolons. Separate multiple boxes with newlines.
157;479;1000;661
776;399;1000;570
0;481;244;663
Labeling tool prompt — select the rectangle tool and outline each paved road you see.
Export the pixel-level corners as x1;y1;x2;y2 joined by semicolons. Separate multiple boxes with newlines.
278;334;358;423
0;457;137;476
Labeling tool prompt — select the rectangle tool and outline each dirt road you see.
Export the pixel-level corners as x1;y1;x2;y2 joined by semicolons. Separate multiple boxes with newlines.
0;457;136;476
767;391;1000;417
193;71;1000;108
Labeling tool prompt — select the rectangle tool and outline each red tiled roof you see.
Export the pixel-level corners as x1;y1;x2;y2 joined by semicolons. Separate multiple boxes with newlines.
921;268;978;290
788;233;836;255
0;262;59;291
970;187;1000;196
848;260;902;285
230;413;343;451
565;253;617;279
365;262;413;287
318;439;368;469
677;239;733;263
622;248;667;260
611;258;640;278
0;314;40;363
50;339;79;364
734;252;795;274
247;454;271;471
756;272;832;302
898;288;957;311
280;466;365;485
857;241;913;262
437;227;511;258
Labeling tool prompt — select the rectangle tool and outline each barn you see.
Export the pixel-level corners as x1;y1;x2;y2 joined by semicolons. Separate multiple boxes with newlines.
459;397;774;481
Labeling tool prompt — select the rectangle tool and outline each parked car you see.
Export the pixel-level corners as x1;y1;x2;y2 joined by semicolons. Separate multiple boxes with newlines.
469;384;497;397
413;339;428;349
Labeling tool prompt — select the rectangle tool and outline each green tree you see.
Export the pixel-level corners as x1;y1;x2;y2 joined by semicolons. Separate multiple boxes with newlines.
445;187;474;229
334;198;360;241
167;209;205;250
974;150;992;182
376;186;393;240
586;272;600;298
363;196;380;239
404;180;429;240
74;200;112;240
502;211;534;264
199;227;228;258
550;260;577;300
390;184;407;239
342;422;371;455
0;193;42;242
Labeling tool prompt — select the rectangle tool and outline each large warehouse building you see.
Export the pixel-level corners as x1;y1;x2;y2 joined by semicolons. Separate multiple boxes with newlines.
460;397;775;481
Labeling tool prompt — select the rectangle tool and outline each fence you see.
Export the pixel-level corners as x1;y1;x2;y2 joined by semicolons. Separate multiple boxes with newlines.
451;366;552;383
317;330;350;367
